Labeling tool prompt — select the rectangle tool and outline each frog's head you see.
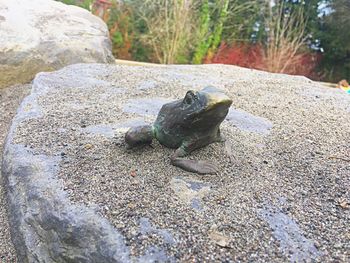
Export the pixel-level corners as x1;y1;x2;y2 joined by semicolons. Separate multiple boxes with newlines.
181;86;232;129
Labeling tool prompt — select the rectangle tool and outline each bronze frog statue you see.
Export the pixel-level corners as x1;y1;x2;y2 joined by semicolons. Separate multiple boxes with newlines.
125;86;232;174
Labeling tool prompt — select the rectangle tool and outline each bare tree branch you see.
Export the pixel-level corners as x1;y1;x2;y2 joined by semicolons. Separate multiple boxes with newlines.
263;0;308;73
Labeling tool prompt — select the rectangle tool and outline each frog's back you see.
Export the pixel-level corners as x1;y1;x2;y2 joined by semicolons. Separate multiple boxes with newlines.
153;100;187;148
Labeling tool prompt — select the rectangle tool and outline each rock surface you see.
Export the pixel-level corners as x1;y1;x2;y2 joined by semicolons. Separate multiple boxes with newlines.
2;63;350;262
0;0;114;89
0;84;31;262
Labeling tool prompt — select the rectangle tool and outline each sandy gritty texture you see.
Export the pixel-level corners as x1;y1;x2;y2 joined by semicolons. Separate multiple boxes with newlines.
8;63;350;262
0;84;31;262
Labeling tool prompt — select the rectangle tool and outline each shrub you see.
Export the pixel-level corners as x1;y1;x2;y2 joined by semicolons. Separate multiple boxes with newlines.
92;1;134;60
210;42;322;80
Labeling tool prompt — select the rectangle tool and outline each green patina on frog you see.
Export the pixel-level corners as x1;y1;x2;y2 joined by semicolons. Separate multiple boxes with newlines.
125;86;233;174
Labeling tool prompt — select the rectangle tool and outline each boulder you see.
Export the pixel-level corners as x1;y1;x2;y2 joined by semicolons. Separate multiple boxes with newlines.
0;0;114;89
2;63;350;262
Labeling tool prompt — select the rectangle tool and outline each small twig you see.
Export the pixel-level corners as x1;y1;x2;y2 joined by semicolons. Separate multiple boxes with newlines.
328;156;350;162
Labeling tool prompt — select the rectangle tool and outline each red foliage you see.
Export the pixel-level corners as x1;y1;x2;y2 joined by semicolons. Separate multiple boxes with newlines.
285;52;323;80
207;42;264;69
207;42;322;80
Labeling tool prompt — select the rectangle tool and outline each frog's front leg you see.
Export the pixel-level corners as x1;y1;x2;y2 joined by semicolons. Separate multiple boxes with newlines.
170;146;219;175
125;125;153;148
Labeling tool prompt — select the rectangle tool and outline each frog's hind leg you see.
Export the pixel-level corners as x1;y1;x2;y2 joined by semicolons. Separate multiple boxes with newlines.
125;125;153;148
170;145;219;175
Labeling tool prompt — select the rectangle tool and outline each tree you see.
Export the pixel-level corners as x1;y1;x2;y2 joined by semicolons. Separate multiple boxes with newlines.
192;0;256;64
262;0;309;73
108;3;134;60
133;0;195;64
191;0;211;64
318;0;350;81
205;0;229;61
222;0;262;43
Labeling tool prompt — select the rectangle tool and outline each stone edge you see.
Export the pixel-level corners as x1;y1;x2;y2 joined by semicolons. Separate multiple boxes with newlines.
1;71;131;262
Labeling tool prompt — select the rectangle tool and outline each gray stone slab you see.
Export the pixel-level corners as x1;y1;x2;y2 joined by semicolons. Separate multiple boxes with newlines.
2;63;350;262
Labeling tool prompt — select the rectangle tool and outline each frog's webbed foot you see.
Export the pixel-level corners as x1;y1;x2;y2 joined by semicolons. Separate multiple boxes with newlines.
125;125;153;148
170;147;219;175
171;159;219;174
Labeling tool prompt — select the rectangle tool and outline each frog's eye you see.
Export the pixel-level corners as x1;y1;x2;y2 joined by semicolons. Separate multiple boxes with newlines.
184;91;195;105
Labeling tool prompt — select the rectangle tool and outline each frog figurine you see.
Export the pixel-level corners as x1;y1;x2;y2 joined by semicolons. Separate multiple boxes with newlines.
125;86;233;174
